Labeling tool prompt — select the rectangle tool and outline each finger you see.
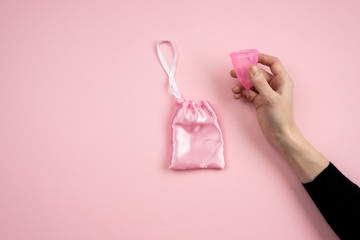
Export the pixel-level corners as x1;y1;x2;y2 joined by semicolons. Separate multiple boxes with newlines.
249;65;276;100
230;70;237;78
232;83;243;93
233;93;242;99
231;68;273;82
233;84;258;94
259;68;273;82
258;53;286;76
240;89;258;103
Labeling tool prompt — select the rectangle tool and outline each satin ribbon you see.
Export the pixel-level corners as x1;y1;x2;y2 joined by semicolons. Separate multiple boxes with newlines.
156;40;182;99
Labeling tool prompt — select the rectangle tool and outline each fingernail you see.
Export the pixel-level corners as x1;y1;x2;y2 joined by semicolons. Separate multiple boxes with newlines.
250;65;258;76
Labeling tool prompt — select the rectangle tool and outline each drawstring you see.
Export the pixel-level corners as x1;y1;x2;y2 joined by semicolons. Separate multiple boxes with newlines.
156;40;182;99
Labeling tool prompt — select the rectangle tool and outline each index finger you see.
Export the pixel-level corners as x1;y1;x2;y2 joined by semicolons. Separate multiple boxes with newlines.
258;53;286;76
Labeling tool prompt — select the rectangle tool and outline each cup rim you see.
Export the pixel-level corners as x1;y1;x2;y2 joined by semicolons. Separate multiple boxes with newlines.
230;49;259;58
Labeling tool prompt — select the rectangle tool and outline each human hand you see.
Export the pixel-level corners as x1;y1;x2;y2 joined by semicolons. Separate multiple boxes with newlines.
231;53;298;151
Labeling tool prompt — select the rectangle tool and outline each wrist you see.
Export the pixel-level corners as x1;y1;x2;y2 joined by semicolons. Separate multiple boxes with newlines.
275;124;329;183
275;122;303;151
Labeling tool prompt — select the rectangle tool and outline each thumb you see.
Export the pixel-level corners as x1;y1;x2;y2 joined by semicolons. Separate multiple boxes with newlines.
249;65;275;100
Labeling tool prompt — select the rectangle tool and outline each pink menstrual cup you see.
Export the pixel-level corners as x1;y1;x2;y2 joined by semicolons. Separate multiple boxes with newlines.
230;49;259;97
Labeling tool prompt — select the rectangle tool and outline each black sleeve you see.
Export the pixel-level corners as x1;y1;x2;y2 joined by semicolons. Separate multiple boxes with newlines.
303;162;360;239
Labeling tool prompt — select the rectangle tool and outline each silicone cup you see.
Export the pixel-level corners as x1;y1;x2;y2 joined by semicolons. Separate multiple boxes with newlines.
230;49;259;97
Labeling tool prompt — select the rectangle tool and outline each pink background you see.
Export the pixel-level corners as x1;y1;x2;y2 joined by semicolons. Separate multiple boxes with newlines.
1;0;360;239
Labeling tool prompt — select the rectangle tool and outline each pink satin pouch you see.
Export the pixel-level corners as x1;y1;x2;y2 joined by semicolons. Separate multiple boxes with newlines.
157;40;225;169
